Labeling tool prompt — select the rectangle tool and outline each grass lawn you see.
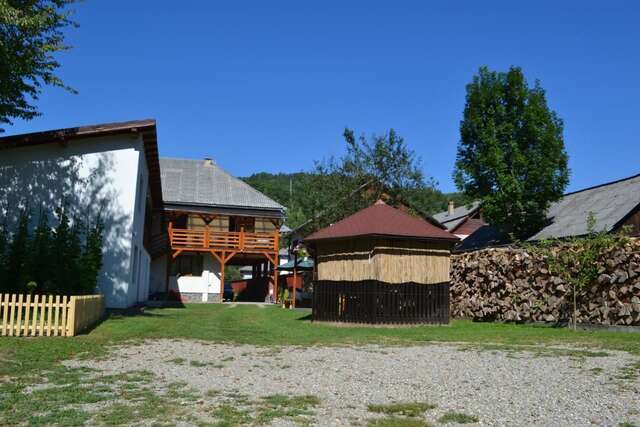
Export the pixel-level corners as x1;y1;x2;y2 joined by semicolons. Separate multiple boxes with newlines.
2;303;640;379
1;304;640;426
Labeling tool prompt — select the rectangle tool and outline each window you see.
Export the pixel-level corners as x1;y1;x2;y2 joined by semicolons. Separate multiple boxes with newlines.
172;254;204;276
229;216;255;232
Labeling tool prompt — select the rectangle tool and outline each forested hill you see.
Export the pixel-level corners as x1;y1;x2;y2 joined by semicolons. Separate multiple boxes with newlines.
241;171;473;223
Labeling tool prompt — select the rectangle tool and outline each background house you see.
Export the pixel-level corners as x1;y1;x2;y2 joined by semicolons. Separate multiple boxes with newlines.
0;120;162;308
529;173;640;240
435;173;640;251
149;157;286;303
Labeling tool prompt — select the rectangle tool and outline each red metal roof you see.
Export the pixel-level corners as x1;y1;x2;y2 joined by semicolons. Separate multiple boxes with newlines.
305;200;459;243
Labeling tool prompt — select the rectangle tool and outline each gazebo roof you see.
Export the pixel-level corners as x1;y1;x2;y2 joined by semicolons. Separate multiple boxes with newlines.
304;200;459;243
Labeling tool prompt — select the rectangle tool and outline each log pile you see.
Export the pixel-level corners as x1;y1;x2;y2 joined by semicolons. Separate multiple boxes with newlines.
450;238;640;326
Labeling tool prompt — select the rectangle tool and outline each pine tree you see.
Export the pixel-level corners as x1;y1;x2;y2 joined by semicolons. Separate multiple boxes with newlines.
79;218;104;294
0;221;9;293
27;210;53;293
6;209;31;292
52;207;71;294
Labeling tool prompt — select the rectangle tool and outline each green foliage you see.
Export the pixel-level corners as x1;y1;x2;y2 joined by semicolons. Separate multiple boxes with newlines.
529;213;630;327
243;171;470;230
298;128;437;232
437;411;479;424
0;0;78;131
0;207;104;295
224;265;243;284
454;66;569;240
367;402;437;417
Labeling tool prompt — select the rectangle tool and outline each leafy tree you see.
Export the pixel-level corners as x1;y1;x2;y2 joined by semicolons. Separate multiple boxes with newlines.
300;128;432;232
454;66;569;240
0;0;78;131
531;213;629;329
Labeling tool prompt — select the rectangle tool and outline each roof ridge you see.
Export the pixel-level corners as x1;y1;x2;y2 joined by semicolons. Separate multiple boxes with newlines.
563;172;640;197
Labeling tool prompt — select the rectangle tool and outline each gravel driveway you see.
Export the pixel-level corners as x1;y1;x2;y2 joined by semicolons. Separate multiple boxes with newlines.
65;340;640;426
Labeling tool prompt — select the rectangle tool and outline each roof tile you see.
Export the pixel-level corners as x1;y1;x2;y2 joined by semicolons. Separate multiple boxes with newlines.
305;200;459;242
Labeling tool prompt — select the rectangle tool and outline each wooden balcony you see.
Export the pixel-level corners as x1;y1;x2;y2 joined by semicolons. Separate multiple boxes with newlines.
168;225;279;255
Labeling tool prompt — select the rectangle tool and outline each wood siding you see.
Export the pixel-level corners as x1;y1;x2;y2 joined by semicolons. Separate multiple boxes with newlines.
313;280;450;324
315;238;451;284
622;209;640;236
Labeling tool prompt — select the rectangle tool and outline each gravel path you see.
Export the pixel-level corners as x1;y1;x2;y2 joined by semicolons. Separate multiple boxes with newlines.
66;340;640;426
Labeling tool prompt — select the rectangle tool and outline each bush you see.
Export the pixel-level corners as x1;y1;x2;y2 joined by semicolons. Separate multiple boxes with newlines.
0;208;104;295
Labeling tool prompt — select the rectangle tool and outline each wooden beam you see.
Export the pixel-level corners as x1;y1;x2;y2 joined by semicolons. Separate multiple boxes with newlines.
172;249;183;259
223;251;236;264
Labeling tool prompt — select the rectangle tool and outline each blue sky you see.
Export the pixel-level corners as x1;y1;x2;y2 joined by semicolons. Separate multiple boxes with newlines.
6;1;640;193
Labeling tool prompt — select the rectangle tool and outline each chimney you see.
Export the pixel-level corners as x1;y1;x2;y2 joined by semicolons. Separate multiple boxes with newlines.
203;157;214;166
448;200;455;215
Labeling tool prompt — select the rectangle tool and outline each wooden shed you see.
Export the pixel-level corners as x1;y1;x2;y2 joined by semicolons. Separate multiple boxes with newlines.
305;200;459;324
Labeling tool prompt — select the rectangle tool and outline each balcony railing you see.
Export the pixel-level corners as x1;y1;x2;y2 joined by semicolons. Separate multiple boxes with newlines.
168;225;278;253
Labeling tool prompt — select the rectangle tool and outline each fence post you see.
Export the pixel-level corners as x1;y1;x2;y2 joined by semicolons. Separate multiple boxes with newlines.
67;296;77;337
1;294;7;336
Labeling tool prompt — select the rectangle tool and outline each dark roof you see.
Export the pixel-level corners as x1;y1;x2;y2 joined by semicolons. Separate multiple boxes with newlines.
160;157;285;215
0;119;163;207
305;200;459;243
529;173;640;240
433;201;481;231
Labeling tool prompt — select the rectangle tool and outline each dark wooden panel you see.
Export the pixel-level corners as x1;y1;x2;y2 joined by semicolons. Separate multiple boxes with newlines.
312;280;450;324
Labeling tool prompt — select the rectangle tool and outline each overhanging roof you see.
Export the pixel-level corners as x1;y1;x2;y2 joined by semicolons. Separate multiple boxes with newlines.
160;157;285;216
305;200;459;243
432;201;481;231
0;119;163;207
529;173;640;240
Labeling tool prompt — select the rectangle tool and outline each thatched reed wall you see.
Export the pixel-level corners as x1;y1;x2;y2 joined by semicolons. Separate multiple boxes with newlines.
315;238;451;284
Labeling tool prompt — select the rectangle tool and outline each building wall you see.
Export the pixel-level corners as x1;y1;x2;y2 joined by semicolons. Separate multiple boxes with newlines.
149;253;222;302
315;238;451;284
622;209;640;236
0;134;149;308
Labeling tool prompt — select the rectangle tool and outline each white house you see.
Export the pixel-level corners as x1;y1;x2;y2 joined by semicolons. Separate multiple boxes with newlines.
0;120;163;308
149;157;286;303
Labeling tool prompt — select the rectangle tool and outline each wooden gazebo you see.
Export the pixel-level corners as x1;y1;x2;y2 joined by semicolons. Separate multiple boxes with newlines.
304;200;459;324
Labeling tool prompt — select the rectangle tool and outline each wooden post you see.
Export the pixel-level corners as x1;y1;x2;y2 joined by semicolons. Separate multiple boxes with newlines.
8;294;16;336
15;294;23;337
204;224;210;249
67;296;77;336
53;295;60;337
46;295;53;337
220;251;226;297
239;227;245;251
1;294;9;336
273;231;280;304
23;294;31;336
165;219;174;297
292;253;297;309
30;294;39;337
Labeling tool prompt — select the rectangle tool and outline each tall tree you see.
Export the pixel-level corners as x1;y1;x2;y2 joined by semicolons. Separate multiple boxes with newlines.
5;209;30;291
454;66;569;240
0;0;77;131
302;128;431;231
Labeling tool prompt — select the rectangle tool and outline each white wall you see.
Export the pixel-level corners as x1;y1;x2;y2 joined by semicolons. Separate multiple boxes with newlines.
150;254;222;302
0;134;149;309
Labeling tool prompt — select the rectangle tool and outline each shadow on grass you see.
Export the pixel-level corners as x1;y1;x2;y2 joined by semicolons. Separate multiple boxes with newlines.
296;313;313;322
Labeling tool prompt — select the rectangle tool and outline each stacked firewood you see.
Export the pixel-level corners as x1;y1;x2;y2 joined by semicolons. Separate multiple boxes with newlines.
450;239;640;326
